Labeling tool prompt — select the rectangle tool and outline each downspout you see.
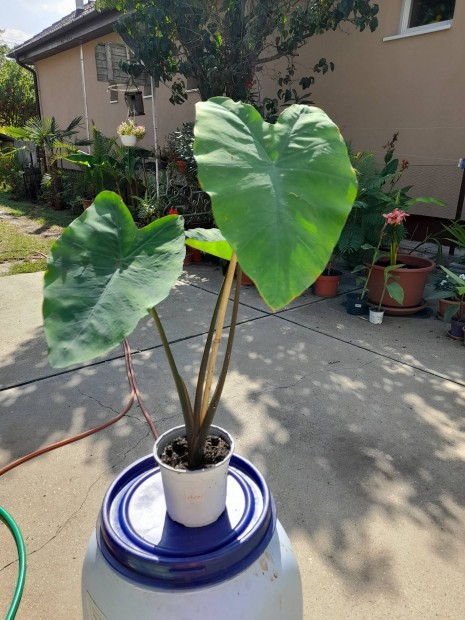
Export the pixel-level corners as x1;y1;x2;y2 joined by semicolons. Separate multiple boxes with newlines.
16;59;42;169
150;76;159;198
79;44;91;150
16;60;41;117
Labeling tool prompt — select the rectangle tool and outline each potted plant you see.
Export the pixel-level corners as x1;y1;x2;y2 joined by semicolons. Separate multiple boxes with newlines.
442;220;465;261
43;99;357;525
313;257;342;297
365;208;436;312
435;266;465;338
368;263;404;324
117;118;146;146
426;269;465;319
351;210;406;315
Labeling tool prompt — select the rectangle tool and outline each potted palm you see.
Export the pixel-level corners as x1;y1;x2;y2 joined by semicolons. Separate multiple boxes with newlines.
43;98;357;617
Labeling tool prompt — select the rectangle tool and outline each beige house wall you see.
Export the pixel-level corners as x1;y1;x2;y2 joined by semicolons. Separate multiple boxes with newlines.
33;3;464;218
289;0;465;218
35;32;200;152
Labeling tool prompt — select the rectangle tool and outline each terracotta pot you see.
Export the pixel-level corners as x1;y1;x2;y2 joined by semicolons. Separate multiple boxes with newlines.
241;272;255;286
184;246;193;266
367;254;435;309
438;298;460;319
313;270;341;298
191;248;203;263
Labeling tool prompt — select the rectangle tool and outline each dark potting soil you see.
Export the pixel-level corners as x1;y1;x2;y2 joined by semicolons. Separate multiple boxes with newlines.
160;435;230;470
374;260;419;269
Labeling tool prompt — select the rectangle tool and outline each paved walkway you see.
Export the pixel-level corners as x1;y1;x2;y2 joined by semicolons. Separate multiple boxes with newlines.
1;264;465;619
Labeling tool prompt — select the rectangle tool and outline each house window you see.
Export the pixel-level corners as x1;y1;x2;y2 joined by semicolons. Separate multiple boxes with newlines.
400;0;455;34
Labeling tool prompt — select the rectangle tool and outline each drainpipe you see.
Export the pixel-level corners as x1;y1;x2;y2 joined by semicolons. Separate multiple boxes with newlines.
150;76;159;198
79;44;91;149
17;60;41;117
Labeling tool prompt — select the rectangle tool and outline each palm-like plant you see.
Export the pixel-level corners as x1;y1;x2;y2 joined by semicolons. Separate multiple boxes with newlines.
1;115;87;170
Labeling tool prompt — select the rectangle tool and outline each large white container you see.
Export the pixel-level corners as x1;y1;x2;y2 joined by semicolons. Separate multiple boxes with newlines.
82;453;302;620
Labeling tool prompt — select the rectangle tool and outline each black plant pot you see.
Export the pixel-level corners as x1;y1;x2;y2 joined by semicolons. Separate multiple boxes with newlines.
450;316;465;338
346;292;367;316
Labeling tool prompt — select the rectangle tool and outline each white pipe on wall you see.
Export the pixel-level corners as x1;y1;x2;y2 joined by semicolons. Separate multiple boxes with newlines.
150;76;160;198
79;44;91;151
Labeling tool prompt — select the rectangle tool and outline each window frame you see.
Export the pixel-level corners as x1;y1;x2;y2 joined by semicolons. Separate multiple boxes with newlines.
399;0;454;35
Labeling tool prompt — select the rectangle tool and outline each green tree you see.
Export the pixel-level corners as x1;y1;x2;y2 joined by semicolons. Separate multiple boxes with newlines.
0;35;36;125
96;0;378;107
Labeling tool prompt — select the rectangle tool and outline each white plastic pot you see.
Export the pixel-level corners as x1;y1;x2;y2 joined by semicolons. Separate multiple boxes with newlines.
153;425;234;527
369;308;384;324
120;134;137;147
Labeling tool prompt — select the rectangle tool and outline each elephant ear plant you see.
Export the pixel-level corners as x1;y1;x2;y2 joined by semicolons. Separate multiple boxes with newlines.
43;97;357;469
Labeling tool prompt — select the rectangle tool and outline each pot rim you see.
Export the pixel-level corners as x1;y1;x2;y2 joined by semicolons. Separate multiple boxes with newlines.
154;424;235;474
366;254;435;273
318;269;342;278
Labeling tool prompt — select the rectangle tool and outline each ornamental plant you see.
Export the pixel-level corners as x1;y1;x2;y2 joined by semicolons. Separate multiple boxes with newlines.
43;98;357;468
382;207;409;265
427;267;465;322
354;208;409;305
116;119;146;140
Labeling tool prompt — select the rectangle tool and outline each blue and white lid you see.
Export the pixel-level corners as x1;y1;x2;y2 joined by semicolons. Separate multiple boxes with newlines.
98;453;276;589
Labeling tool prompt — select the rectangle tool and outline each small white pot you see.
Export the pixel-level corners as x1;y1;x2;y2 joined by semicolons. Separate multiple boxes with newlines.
153;425;234;528
120;134;137;147
369;308;384;324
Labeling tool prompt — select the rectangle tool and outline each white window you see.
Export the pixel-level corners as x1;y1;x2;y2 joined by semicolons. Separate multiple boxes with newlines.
400;0;455;34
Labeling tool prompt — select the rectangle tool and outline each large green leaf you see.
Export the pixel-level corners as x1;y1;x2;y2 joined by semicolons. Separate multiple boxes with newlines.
185;228;233;261
43;191;185;368
194;98;357;310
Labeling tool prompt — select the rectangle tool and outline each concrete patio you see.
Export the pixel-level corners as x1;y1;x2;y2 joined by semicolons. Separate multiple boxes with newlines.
1;262;465;619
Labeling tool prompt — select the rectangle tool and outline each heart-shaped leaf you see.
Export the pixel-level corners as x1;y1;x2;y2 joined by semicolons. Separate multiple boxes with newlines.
194;97;357;310
43;191;185;368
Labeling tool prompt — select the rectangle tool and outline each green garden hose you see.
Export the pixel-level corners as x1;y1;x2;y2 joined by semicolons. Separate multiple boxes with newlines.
0;506;26;620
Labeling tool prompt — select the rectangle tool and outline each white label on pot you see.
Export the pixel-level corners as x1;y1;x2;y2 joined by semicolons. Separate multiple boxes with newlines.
86;593;108;620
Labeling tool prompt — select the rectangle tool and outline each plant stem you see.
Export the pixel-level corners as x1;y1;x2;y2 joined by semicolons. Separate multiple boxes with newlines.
149;306;194;438
199;253;237;425
360;222;388;300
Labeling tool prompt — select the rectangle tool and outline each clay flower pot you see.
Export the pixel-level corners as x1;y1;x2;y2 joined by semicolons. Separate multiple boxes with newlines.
367;254;435;311
313;269;341;297
437;298;460;319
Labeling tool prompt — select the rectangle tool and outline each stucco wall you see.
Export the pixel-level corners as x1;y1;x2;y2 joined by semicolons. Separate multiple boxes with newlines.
34;3;464;218
291;0;465;218
35;32;200;151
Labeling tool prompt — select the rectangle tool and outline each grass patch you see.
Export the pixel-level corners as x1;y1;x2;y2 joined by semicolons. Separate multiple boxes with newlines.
0;219;52;259
0;190;76;228
0;191;76;276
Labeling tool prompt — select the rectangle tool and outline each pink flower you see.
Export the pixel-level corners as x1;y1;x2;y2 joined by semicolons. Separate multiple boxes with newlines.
383;208;409;225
